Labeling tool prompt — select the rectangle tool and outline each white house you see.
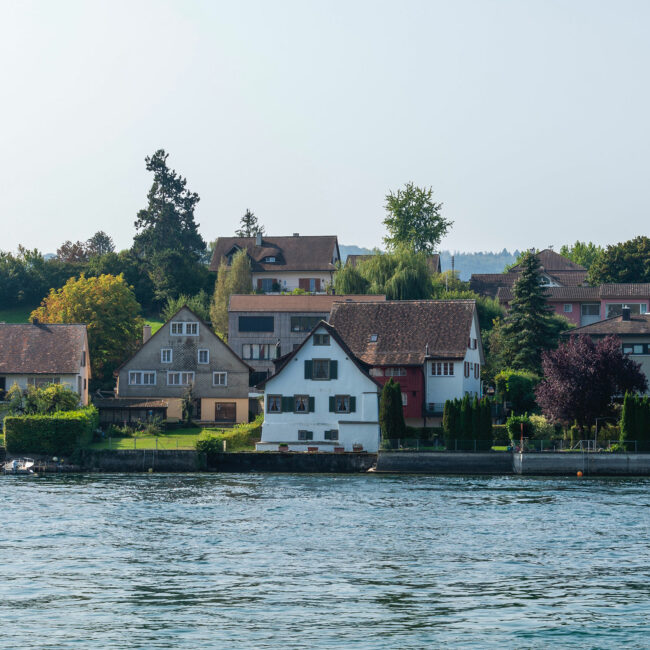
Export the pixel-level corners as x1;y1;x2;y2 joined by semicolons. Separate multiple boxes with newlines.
256;321;381;452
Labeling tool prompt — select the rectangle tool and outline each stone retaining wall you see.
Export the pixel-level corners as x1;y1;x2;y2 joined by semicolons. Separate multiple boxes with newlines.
206;452;377;473
81;449;202;472
514;452;650;476
375;451;513;474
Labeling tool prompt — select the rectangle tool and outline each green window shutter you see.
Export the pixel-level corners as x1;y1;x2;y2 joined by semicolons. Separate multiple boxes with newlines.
304;360;313;379
282;396;294;412
329;396;335;412
350;396;356;413
330;360;338;379
309;396;315;412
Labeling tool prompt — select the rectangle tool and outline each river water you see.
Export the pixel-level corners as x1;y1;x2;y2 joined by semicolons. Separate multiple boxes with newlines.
1;473;649;648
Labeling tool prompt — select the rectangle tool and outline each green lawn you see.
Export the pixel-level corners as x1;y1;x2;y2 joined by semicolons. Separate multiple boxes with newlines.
144;314;164;334
0;305;36;323
88;427;211;450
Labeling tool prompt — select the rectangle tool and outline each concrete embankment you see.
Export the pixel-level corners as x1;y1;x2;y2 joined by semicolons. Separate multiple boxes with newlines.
375;451;513;474
205;451;377;473
514;452;650;476
81;449;202;472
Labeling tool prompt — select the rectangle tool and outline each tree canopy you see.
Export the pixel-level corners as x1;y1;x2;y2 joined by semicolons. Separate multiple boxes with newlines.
536;334;647;429
383;182;452;253
559;241;602;270
586;236;650;285
235;209;265;237
500;251;560;374
209;250;253;337
31;274;144;386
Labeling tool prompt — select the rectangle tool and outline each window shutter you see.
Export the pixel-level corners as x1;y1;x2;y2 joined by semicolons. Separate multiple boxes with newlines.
257;279;262;290
299;278;308;290
330;360;338;379
329;396;335;412
350;396;356;412
282;396;293;412
309;396;315;412
315;278;321;292
304;360;313;379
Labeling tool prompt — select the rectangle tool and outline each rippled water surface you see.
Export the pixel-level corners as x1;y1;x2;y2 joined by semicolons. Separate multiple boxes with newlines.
2;473;650;648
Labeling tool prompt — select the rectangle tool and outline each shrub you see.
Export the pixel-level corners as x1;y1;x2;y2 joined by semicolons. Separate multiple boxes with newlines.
196;415;263;454
506;414;532;441
4;406;98;455
492;424;509;446
494;370;539;414
529;414;556;440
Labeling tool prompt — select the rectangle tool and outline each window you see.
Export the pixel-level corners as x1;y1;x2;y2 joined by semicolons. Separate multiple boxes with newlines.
324;430;339;441
474;364;480;379
129;371;156;386
238;316;274;332
468;338;478;349
564;304;573;313
298;430;313;441
264;256;276;263
581;304;600;316
464;362;470;378
213;371;227;386
607;303;644;318
29;377;61;387
401;392;408;406
642;305;648;314
267;395;282;412
385;367;406;377
623;343;648;355
242;344;278;360
369;368;384;377
260;278;274;292
369;334;378;343
334;395;350;413
312;359;330;380
198;349;209;364
167;371;194;386
313;333;330;346
171;322;199;336
291;316;321;332
294;395;310;413
161;348;172;363
81;351;86;367
432;362;454;376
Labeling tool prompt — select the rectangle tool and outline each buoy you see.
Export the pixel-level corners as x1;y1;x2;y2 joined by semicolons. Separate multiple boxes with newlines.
577;471;583;477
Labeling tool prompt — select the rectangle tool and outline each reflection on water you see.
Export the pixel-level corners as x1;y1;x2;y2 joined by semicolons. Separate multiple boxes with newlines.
1;474;649;648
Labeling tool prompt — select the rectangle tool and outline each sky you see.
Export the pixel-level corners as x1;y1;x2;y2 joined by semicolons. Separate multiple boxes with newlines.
1;0;649;255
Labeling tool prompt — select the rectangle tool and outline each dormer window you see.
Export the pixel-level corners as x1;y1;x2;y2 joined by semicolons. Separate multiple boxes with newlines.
369;334;378;342
264;256;276;263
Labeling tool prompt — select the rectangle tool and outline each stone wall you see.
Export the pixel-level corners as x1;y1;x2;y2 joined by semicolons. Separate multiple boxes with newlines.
376;451;513;474
513;452;650;476
206;451;377;473
81;449;201;472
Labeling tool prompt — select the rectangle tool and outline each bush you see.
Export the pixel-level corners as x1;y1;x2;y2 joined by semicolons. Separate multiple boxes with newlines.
494;370;539;414
4;406;98;455
492;424;509;446
506;414;532;441
196;415;263;454
529;414;556;440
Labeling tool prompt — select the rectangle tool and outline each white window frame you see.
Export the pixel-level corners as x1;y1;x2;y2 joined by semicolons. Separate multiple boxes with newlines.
170;322;199;336
198;349;209;364
431;362;454;376
563;304;573;313
167;371;195;386
385;367;406;377
401;392;408;406
213;371;227;386
128;371;156;386
161;348;172;363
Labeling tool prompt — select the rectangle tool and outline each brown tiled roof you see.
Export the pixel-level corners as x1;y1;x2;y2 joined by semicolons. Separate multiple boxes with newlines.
509;249;586;273
470;270;588;298
210;235;339;273
565;314;650;336
328;300;477;364
0;323;87;374
497;284;650;303
346;253;441;273
228;293;386;313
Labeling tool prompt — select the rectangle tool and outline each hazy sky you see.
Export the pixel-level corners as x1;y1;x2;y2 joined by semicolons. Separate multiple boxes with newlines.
1;0;649;254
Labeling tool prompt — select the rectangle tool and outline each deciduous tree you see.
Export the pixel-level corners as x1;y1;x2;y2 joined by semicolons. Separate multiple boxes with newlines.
587;236;650;285
383;182;452;254
536;334;647;430
559;241;602;270
31;274;144;386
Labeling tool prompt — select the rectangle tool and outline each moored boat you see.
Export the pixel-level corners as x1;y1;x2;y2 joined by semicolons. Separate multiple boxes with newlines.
3;458;35;475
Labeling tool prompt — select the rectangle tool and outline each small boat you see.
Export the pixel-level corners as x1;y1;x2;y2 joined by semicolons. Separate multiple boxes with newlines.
3;458;35;475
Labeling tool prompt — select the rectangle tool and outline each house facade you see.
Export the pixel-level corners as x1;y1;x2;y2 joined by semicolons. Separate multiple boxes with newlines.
328;300;484;426
256;322;381;452
470;249;588;298
116;307;250;423
564;308;650;395
0;322;90;404
497;284;650;328
228;293;387;381
210;234;340;294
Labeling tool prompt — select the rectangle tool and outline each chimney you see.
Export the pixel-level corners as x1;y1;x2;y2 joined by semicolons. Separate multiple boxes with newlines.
255;232;262;246
143;324;152;343
622;307;631;321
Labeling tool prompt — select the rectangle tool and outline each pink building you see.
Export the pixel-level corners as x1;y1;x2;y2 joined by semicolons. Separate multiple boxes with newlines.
497;284;650;327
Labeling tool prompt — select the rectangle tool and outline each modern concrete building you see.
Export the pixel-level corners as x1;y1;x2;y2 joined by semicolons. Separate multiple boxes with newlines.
228;293;386;382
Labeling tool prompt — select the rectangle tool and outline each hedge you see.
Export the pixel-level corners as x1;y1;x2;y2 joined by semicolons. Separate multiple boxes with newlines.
196;416;263;454
4;406;98;455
